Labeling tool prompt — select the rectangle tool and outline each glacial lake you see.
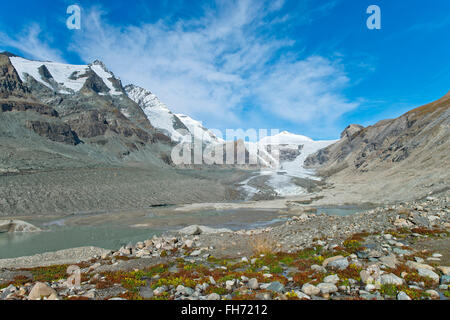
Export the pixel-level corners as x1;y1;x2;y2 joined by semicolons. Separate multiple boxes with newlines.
0;205;367;259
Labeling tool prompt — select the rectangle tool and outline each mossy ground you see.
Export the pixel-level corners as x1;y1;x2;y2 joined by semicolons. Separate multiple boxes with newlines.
2;226;446;300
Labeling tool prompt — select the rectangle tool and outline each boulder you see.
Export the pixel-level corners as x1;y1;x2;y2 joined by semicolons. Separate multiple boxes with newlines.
177;225;232;235
322;255;344;267
265;281;285;293
323;274;339;284
301;283;320;296
248;278;259;290
417;268;439;283
28;282;58;300
437;266;450;276
405;261;434;271
207;293;221;300
380;273;404;286
293;290;311;300
397;291;411;300
328;258;349;270
0;220;41;233
317;283;338;295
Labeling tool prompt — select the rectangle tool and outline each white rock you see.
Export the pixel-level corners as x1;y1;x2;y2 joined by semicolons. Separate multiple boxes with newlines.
397;291;412;300
153;286;167;295
380;273;404;286
28;282;58;300
293;290;311;300
437;266;450;276
417;268;439;283
207;293;221;300
365;284;376;291
190;250;202;256
317;283;338;294
184;240;194;248
225;280;235;291
0;220;41;233
405;261;434;271
323;274;339;284
425;290;439;299
248;278;259;290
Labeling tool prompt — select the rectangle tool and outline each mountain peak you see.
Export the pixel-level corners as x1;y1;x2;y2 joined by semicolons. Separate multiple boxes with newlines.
1;51;21;58
260;131;314;144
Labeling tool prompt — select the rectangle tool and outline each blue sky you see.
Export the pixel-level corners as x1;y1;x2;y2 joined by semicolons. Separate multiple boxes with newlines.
1;0;449;140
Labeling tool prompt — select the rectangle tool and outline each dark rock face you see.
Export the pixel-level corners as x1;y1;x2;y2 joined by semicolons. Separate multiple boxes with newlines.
0;55;29;98
25;120;81;145
0;101;59;117
340;124;364;140
38;65;53;82
80;70;111;94
66;110;108;138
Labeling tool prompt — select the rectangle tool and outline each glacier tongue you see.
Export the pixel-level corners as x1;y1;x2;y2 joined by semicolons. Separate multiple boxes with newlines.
240;134;337;198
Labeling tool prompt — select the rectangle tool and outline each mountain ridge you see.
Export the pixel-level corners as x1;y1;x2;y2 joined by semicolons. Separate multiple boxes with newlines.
304;91;450;203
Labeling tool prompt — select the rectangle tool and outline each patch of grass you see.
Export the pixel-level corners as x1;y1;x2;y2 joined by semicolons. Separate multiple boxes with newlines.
122;277;147;291
343;239;362;250
411;227;449;237
152;276;197;289
249;234;276;256
403;272;435;288
297;247;321;259
380;284;399;297
292;270;315;286
232;293;258;300
150;291;171;300
115;255;137;261
21;265;69;282
285;290;301;300
269;265;283;274
206;286;228;295
335;263;362;282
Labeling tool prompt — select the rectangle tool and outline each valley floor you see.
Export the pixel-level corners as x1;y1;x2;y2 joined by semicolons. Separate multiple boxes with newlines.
0;190;449;300
0;166;251;217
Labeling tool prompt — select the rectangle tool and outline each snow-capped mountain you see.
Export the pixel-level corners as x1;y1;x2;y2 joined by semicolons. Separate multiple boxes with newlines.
125;84;223;144
257;131;338;173
238;131;338;198
5;53;333;175
175;114;224;144
259;131;314;145
124;85;190;142
9;56;123;95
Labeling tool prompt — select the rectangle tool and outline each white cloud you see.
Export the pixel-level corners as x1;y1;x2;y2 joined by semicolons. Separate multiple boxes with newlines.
2;0;359;137
0;24;65;62
252;56;358;123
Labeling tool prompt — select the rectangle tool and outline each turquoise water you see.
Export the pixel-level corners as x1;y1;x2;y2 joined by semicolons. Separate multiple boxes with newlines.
0;225;164;259
0;206;368;259
316;206;368;216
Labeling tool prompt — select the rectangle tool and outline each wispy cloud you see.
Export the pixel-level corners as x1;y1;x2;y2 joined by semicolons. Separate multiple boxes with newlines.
69;0;358;134
0;23;65;62
0;0;359;137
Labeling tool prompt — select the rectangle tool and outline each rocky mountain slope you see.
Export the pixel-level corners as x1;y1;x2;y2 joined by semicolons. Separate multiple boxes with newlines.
304;92;450;203
0;52;248;216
